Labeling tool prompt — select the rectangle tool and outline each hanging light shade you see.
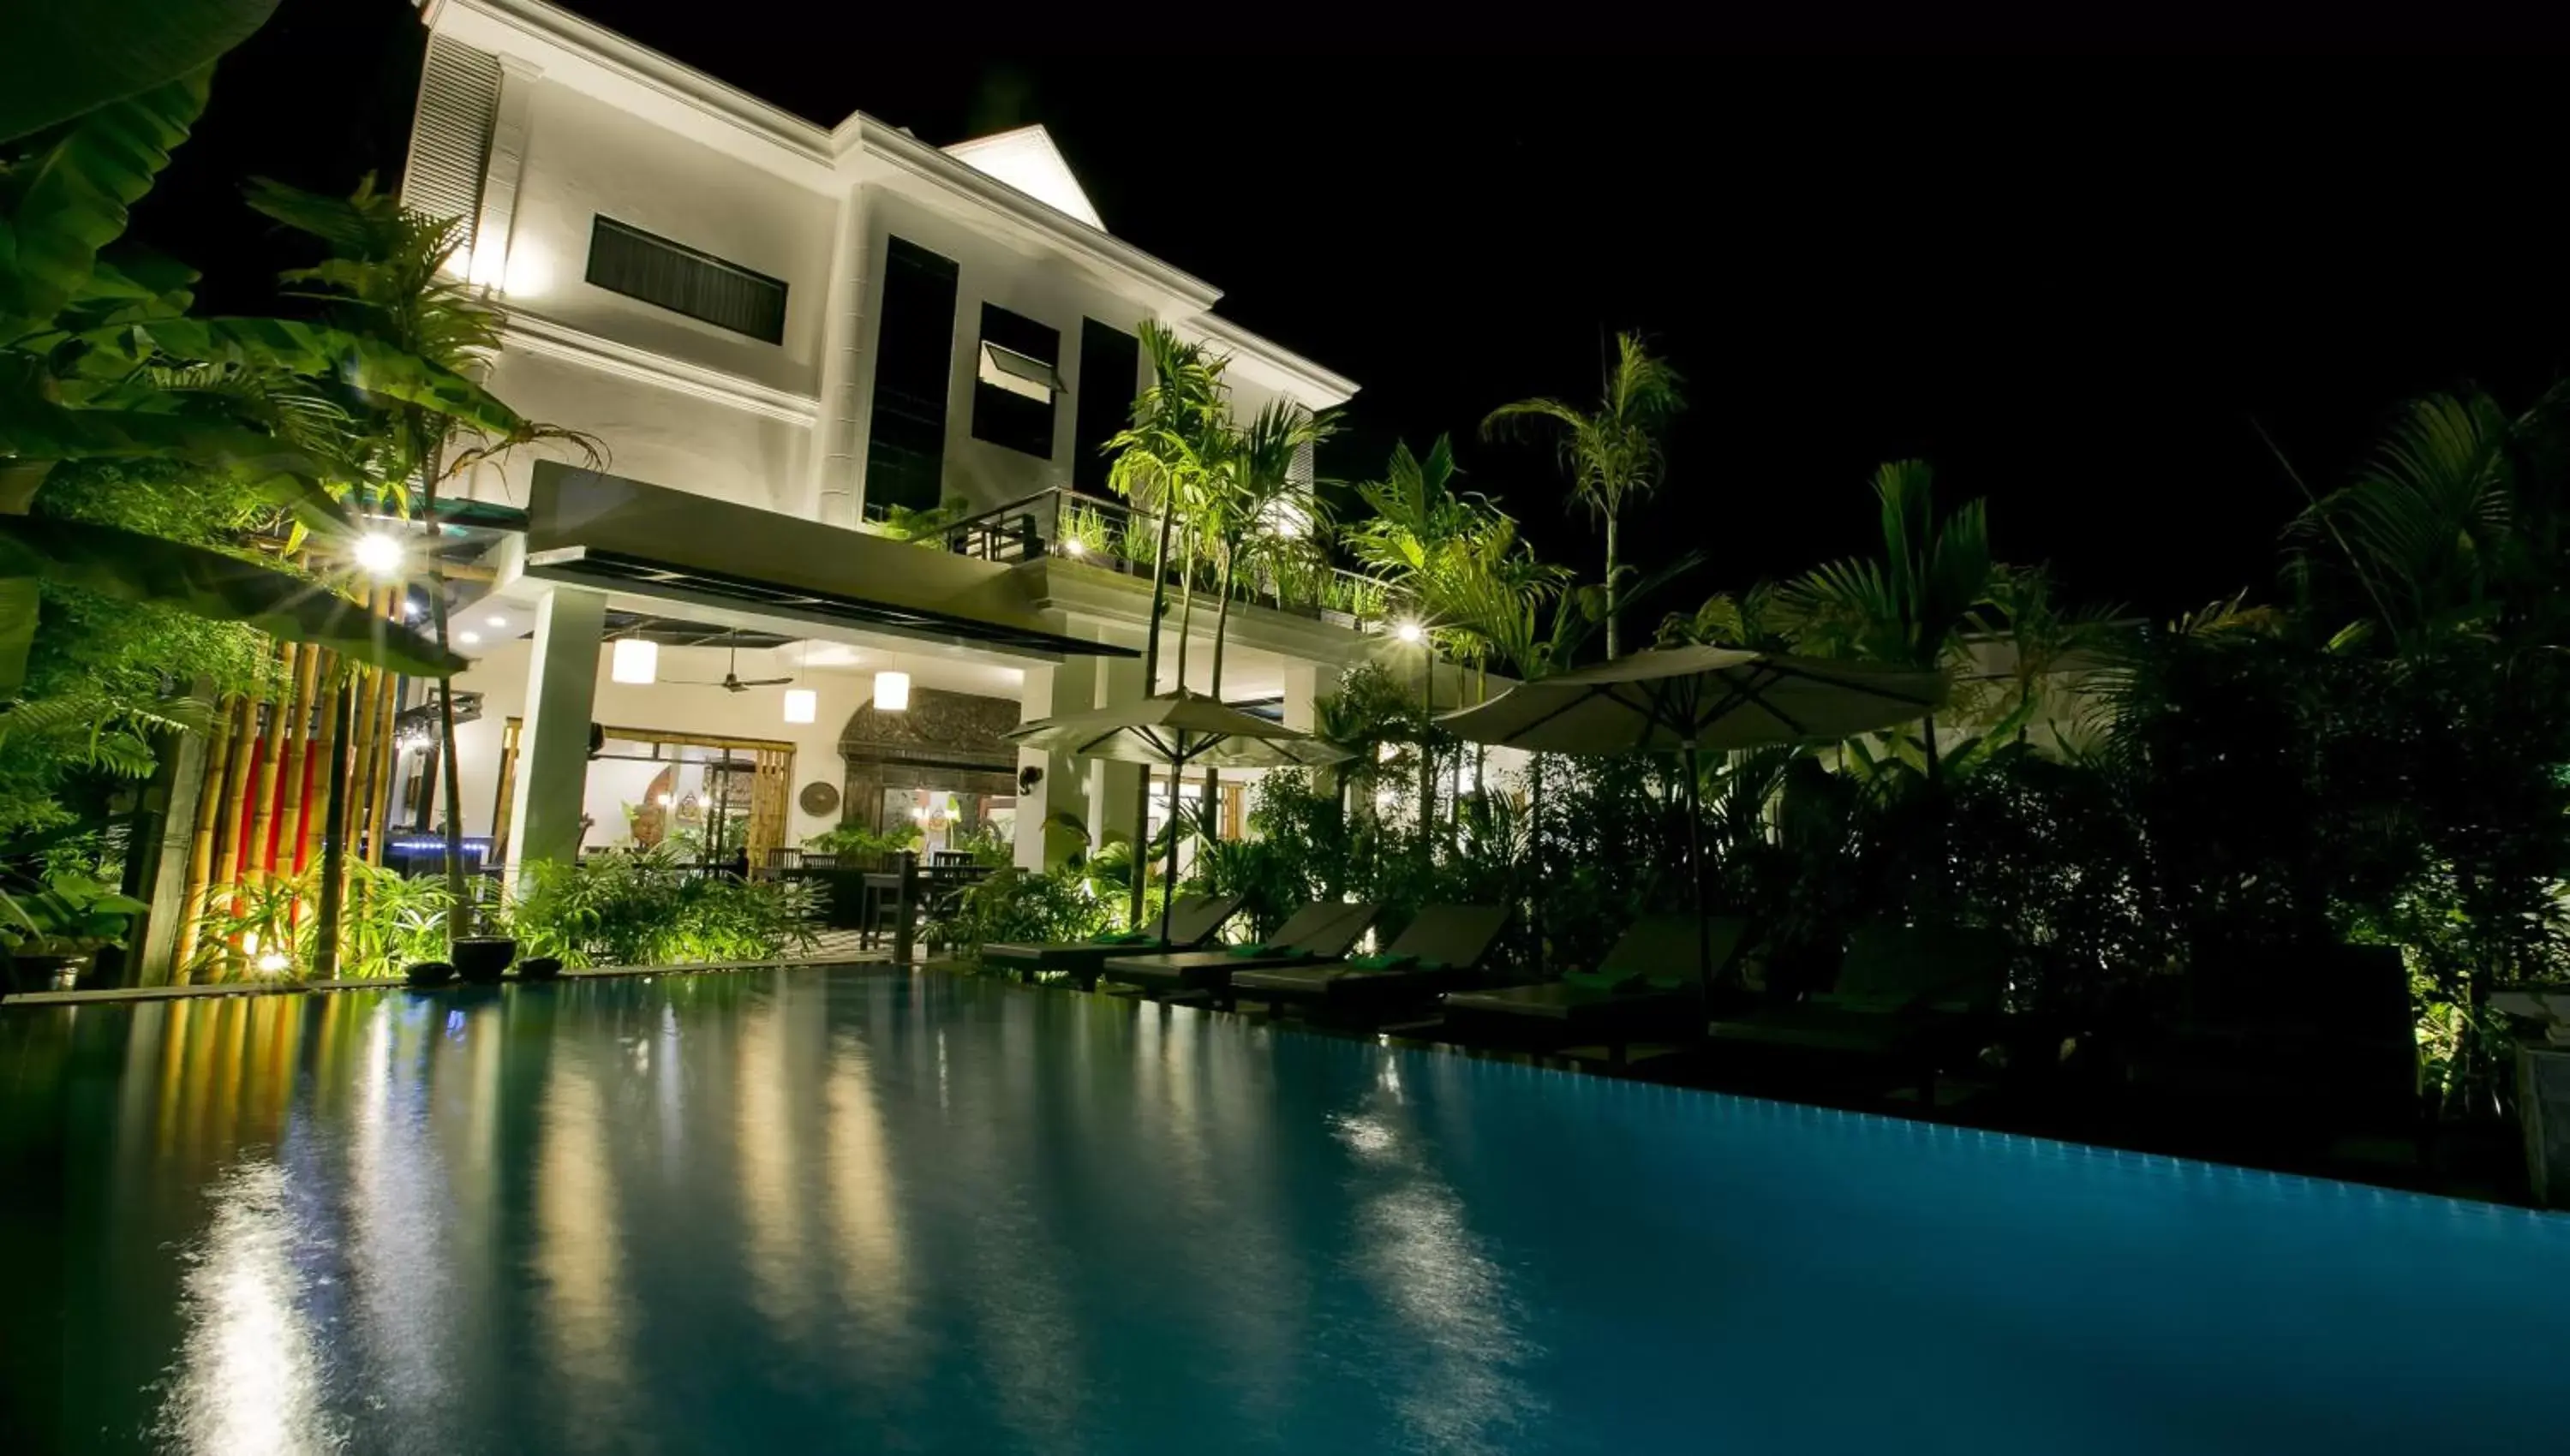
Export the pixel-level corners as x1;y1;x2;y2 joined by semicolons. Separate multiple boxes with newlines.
874;670;911;712
782;688;817;725
611;637;658;684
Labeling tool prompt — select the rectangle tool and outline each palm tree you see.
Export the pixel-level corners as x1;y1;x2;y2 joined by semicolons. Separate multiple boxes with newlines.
246;177;600;939
2291;383;2570;651
1102;322;1222;921
1192;398;1337;850
1775;459;1995;785
1482;332;1684;659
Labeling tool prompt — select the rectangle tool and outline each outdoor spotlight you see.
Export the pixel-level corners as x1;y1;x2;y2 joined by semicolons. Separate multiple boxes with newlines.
612;637;658;684
1394;620;1425;644
1019;766;1043;795
1061;537;1086;557
874;670;911;712
255;952;290;974
353;532;405;578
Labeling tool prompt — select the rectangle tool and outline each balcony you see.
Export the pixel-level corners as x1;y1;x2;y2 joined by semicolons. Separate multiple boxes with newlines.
873;487;1393;632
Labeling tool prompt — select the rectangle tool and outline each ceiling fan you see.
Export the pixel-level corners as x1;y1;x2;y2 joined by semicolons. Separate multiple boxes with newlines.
669;635;793;694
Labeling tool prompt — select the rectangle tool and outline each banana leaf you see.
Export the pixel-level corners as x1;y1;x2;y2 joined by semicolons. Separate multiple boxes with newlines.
0;1;275;143
0;382;347;532
0;71;211;331
0;515;463;695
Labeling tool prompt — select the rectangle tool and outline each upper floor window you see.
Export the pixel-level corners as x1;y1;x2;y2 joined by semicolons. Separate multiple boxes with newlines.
864;237;961;512
970;303;1061;459
1072;319;1140;494
584;217;788;344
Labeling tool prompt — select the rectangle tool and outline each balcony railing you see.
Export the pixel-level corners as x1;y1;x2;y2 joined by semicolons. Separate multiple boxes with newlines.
900;487;1393;630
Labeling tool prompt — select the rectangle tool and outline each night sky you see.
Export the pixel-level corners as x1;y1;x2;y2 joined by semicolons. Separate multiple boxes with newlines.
146;2;2570;623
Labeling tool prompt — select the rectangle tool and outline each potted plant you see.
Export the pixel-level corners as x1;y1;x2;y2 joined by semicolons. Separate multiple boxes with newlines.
3;870;149;994
450;884;517;985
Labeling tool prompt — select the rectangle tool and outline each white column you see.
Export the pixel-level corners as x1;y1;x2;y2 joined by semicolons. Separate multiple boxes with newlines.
1279;659;1342;732
467;55;541;292
805;187;870;527
505;586;607;875
1013;658;1096;870
1089;652;1146;852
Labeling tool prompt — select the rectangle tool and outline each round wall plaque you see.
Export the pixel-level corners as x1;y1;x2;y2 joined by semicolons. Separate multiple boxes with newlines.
798;780;840;816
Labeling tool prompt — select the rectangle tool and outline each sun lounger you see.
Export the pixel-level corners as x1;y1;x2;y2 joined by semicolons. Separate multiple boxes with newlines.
981;894;1240;988
1230;904;1513;1015
1441;915;1744;1063
1707;924;2007;1095
1100;901;1379;1004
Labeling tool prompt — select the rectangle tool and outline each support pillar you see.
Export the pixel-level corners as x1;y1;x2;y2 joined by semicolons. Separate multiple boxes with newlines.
1088;652;1146;854
1282;659;1344;803
1014;657;1097;870
504;586;607;876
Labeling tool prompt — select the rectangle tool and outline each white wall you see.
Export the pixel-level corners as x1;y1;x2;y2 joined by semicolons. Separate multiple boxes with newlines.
466;350;810;514
449;637;876;849
501;76;834;394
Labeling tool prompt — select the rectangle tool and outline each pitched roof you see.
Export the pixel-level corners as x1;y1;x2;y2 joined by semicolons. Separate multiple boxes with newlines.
940;124;1103;231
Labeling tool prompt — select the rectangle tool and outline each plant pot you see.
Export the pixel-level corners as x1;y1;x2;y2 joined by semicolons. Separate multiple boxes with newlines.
9;952;87;994
517;956;564;982
404;961;457;988
451;937;517;984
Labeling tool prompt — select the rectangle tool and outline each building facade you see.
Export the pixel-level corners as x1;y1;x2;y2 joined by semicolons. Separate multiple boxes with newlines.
393;0;1393;882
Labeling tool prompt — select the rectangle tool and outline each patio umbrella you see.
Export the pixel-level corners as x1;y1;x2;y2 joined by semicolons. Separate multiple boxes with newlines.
1437;646;1945;988
1005;689;1351;940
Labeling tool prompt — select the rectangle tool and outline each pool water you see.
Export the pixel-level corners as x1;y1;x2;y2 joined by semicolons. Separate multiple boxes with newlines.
3;968;2565;1454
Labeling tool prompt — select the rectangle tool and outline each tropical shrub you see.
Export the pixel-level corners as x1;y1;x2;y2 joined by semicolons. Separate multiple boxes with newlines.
507;847;818;968
926;865;1114;958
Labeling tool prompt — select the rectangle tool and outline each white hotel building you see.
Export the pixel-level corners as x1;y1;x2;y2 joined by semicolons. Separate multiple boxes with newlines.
392;0;1396;880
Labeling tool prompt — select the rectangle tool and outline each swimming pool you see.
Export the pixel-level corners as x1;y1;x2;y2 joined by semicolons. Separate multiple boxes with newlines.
3;967;2564;1453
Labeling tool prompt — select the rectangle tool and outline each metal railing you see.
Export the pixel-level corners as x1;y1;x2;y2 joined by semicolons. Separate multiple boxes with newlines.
916;487;1393;630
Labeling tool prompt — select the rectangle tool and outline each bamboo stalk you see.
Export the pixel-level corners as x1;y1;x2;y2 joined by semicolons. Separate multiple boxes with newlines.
242;642;303;894
297;653;344;878
171;695;246;980
264;642;320;885
364;597;401;867
341;593;386;911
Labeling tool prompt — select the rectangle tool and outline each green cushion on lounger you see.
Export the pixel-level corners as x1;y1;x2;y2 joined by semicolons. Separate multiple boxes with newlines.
1348;952;1417;971
1561;968;1645;993
1228;942;1276;958
1091;930;1156;946
1414;958;1445;972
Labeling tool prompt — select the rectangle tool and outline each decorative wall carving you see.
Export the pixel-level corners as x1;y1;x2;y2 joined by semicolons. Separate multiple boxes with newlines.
836;687;1023;832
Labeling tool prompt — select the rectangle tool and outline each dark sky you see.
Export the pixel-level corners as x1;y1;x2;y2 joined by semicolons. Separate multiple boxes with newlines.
146;2;2570;622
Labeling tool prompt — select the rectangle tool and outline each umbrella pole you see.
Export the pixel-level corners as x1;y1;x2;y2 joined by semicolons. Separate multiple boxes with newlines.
1683;742;1709;993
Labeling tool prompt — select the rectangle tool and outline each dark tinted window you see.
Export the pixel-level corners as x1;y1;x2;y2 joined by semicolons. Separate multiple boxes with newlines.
1073;319;1141;494
584;217;786;343
970;302;1060;460
864;237;959;513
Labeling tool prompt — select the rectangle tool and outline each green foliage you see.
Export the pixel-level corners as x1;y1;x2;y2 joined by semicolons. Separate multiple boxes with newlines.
506;847;819;969
0;1;277;145
868;493;977;545
926;865;1115;958
1;858;146;954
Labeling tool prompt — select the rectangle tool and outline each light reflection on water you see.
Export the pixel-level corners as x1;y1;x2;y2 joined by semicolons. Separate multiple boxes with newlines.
3;969;2568;1453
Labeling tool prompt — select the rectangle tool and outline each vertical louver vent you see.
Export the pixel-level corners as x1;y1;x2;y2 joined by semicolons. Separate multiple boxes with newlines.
398;34;501;246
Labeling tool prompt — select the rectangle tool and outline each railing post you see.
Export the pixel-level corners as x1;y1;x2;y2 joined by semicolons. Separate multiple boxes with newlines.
891;849;917;964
